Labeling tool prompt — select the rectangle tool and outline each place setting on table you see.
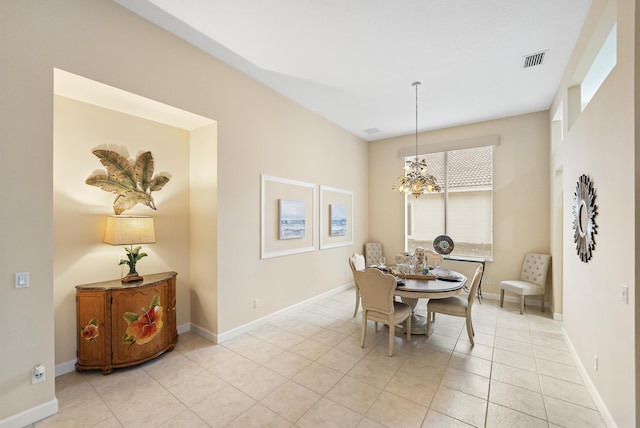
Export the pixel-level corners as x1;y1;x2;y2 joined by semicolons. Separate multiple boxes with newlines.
368;244;465;286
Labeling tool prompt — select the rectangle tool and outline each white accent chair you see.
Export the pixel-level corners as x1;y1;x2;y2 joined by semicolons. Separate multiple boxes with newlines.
364;242;383;266
427;265;483;345
348;253;366;317
356;268;412;356
395;253;410;264
500;253;551;314
425;249;444;267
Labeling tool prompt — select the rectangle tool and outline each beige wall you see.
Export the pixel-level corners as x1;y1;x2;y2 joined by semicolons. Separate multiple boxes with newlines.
189;124;219;336
0;1;367;423
3;0;636;425
550;0;636;426
368;112;551;299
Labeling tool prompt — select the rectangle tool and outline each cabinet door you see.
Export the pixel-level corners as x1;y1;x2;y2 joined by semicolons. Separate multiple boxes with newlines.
76;290;108;367
111;282;169;365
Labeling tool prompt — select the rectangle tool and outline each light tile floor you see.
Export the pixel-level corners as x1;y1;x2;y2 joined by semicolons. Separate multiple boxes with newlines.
31;291;607;428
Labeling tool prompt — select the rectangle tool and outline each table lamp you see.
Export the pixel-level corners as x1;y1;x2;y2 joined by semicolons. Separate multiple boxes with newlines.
104;215;156;283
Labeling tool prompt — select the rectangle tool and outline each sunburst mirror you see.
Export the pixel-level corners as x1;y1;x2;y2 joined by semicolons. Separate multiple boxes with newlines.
572;174;598;263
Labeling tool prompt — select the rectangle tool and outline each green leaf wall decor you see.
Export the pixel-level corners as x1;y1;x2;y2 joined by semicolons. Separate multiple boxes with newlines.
86;149;171;214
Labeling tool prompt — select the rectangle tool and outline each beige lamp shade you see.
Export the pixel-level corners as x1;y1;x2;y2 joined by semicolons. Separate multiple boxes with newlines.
104;215;156;245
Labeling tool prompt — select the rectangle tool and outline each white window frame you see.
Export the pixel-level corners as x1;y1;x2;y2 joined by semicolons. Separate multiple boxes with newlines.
401;138;496;261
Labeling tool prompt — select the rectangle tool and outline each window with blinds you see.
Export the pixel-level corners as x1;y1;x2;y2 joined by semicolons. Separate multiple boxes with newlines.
405;145;493;260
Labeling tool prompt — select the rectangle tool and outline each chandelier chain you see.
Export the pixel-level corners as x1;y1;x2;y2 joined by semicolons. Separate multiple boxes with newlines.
414;81;419;159
392;81;441;197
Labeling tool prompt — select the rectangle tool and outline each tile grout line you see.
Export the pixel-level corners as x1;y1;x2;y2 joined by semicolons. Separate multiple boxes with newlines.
484;334;496;428
44;295;604;428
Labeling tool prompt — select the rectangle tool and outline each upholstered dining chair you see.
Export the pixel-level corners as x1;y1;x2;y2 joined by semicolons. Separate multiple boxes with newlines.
364;242;383;266
425;249;444;267
426;265;483;345
394;250;442;268
394;253;411;265
500;253;551;314
348;253;366;317
355;268;411;356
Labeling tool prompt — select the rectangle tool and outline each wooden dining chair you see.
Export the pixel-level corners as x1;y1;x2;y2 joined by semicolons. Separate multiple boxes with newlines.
355;268;411;356
426;265;483;345
348;253;366;317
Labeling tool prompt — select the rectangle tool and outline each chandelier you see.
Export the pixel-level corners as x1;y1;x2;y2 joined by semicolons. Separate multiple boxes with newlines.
393;82;441;198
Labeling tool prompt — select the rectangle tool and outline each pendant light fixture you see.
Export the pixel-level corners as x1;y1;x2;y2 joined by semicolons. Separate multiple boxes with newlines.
393;82;441;197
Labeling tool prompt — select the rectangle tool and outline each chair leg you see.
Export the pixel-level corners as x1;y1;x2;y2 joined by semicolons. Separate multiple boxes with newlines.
540;295;545;313
500;289;505;307
406;316;412;342
353;288;360;317
388;322;394;357
426;310;432;337
360;313;367;348
466;316;474;346
520;296;525;314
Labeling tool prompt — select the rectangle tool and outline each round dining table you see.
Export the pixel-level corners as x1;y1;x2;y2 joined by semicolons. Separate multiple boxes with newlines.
393;269;467;335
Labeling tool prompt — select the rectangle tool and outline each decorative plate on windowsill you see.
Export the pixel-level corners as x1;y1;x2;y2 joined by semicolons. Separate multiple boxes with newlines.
433;235;454;255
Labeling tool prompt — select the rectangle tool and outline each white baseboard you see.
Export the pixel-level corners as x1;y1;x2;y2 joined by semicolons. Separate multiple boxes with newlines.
56;283;353;370
0;398;58;428
214;282;353;344
0;280;352;428
55;322;198;376
479;291;501;301
482;291;551;311
177;322;191;335
55;359;77;377
561;328;616;427
189;323;218;343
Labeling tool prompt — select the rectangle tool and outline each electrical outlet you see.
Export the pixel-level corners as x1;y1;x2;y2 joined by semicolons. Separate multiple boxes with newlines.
484;277;492;285
254;299;261;308
593;354;598;371
32;365;45;384
621;285;629;304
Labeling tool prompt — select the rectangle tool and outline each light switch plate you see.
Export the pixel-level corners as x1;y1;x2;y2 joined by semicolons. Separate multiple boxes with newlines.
15;272;30;289
621;284;628;304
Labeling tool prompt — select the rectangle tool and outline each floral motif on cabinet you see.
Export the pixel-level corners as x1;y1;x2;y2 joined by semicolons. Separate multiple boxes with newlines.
80;318;99;342
122;294;163;345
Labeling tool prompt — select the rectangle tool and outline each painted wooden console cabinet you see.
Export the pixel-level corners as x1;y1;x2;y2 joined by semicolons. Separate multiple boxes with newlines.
75;271;177;374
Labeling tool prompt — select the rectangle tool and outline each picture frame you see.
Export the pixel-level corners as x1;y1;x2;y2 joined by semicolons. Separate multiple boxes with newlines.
261;175;316;259
320;185;353;249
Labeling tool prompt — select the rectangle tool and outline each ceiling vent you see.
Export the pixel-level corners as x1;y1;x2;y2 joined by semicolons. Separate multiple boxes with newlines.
362;127;381;135
522;50;548;69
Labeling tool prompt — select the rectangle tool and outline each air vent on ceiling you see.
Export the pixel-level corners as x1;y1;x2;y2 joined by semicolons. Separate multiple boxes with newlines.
522;50;548;69
362;127;381;135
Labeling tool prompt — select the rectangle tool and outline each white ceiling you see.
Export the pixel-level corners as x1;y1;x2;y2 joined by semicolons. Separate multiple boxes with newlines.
114;0;592;141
